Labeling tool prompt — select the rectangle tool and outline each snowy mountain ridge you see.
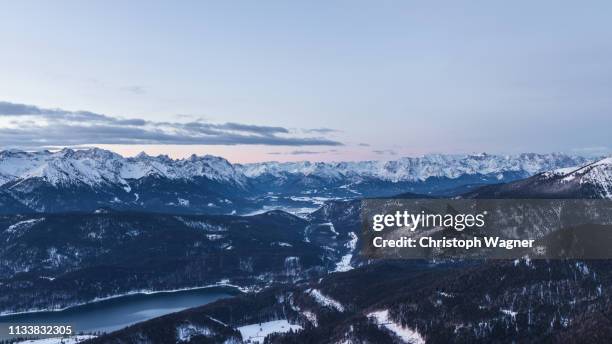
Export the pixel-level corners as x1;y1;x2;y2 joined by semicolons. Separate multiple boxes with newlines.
0;149;592;188
238;153;592;183
544;156;612;198
0;148;246;188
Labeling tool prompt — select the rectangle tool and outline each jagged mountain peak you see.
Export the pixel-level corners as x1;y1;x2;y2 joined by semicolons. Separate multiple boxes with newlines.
135;151;150;159
0;148;244;187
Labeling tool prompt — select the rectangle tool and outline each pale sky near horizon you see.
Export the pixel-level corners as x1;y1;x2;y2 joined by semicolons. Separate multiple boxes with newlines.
1;1;611;162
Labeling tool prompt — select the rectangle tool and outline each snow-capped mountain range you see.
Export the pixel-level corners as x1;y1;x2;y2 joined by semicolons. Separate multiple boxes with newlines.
239;153;590;182
0;148;603;213
0;148;245;188
0;149;590;188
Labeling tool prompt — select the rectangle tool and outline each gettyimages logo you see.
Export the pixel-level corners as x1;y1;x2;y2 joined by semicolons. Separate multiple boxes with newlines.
361;199;612;259
371;210;487;232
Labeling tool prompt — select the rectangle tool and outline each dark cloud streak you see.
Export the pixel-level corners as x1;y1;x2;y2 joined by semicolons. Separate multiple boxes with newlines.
0;101;343;148
267;149;339;155
303;127;339;134
372;149;397;155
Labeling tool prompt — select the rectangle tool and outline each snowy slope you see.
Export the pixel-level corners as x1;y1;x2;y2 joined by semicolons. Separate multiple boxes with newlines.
465;156;612;199
368;309;425;344
237;320;302;344
544;157;612;198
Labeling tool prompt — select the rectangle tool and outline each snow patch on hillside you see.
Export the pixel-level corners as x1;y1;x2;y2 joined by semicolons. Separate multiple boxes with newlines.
237;320;302;343
368;309;425;344
176;323;212;342
307;289;345;312
324;222;339;236
6;218;44;233
334;232;358;272
175;217;228;232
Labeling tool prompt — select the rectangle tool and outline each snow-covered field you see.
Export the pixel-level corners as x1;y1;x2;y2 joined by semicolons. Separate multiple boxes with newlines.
16;335;96;344
237;320;302;343
368;309;425;344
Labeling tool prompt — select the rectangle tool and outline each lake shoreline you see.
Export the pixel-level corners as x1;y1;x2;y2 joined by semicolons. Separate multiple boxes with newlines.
0;282;247;318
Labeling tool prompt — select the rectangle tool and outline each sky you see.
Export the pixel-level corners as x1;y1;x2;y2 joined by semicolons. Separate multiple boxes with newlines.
0;1;611;162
